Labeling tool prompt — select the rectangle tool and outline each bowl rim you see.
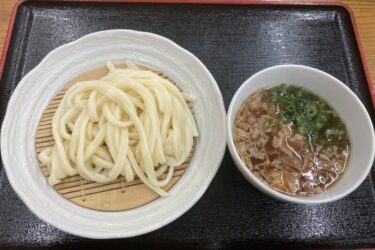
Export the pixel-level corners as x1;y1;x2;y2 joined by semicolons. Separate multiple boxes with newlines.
0;29;227;238
226;64;375;204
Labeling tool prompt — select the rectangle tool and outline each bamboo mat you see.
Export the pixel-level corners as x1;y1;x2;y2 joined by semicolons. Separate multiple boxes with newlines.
36;65;193;211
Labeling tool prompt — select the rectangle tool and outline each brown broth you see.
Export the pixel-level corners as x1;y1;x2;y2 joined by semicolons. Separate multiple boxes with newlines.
233;85;350;196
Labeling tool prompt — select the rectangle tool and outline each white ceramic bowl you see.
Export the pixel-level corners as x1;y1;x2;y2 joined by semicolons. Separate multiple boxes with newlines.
0;30;226;238
227;64;375;204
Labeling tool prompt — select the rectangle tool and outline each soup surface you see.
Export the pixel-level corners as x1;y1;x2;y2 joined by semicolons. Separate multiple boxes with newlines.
234;84;350;196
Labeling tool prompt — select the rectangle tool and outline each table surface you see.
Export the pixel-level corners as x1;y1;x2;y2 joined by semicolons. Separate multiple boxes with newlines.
0;0;375;83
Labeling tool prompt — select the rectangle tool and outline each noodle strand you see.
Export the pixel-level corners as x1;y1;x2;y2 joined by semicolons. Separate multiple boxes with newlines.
39;62;198;196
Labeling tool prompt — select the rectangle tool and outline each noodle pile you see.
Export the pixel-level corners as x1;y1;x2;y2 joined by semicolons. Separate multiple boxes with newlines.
38;62;198;196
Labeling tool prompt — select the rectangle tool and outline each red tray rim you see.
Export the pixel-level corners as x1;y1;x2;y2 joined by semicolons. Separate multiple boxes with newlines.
1;0;374;109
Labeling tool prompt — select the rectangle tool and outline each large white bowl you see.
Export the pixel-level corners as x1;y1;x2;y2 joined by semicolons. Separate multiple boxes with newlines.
0;30;226;238
227;65;375;204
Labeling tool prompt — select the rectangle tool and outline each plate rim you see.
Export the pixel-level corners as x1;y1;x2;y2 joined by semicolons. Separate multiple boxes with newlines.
0;29;227;238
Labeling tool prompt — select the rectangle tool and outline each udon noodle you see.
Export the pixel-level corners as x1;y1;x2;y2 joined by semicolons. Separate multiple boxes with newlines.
38;62;198;196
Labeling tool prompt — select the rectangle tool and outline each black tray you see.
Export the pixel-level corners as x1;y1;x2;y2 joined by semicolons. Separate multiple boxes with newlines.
1;0;375;249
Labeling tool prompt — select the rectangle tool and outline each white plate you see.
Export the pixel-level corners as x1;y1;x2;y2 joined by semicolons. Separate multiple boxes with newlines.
1;30;226;238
